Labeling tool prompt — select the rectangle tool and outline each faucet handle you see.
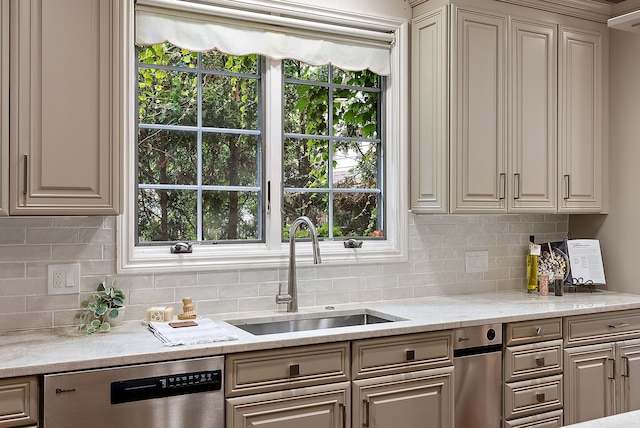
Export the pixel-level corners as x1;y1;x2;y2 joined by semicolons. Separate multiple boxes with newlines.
275;283;292;305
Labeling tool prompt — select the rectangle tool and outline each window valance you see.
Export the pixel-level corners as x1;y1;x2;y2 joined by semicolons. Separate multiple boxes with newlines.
135;0;394;75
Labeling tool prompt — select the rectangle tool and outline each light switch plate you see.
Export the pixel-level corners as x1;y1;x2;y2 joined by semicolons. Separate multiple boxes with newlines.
47;263;80;295
465;251;489;273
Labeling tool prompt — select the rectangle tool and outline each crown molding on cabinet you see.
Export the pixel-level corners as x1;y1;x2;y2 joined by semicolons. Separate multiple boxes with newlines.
408;0;612;22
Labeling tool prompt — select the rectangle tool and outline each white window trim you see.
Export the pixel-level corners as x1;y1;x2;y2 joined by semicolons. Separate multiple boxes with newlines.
117;0;410;274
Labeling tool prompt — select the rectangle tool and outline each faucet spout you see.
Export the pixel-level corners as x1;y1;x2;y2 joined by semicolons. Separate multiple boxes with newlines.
284;216;321;312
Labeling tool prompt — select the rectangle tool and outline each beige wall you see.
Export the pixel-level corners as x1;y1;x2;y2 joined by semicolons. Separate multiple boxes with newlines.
570;28;640;294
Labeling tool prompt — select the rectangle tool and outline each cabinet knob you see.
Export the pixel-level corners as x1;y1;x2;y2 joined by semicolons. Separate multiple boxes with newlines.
536;393;545;403
289;364;300;377
536;357;545;367
535;327;544;337
406;350;415;361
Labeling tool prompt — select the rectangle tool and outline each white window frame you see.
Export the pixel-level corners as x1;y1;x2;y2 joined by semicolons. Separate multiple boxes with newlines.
117;0;410;273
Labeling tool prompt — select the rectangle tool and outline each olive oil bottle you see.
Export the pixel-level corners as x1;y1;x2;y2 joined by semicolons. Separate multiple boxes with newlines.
527;236;540;293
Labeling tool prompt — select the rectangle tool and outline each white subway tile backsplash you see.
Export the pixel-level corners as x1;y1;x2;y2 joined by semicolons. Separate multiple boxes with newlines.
0;213;569;331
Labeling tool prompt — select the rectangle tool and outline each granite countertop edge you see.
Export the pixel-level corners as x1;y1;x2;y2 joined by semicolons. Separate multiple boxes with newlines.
3;289;640;378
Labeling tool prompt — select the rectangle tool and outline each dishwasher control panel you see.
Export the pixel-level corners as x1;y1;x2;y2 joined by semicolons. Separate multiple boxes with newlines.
453;323;503;351
111;369;222;404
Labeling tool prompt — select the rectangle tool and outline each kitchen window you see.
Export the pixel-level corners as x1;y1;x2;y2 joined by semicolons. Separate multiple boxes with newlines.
118;0;409;272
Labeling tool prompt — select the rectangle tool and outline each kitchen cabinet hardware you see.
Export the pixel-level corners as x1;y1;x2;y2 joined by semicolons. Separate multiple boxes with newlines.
363;399;371;428
22;154;27;196
536;326;544;337
536;393;545;403
499;173;506;200
563;175;570;200
536;357;545;367
340;403;346;428
609;358;615;380
609;323;630;329
514;173;521;199
406;350;415;361
622;356;629;378
289;364;300;377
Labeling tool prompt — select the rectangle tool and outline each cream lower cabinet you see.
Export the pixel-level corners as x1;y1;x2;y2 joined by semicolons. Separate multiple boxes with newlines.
504;318;564;427
9;0;123;215
227;382;349;428
0;376;38;427
225;342;351;428
226;332;454;428
351;331;454;428
353;368;453;428
563;310;640;424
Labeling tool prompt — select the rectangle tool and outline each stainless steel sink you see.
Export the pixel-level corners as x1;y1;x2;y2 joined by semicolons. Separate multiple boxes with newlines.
229;311;402;336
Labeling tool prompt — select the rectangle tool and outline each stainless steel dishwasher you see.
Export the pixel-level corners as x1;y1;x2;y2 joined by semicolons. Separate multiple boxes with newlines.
43;356;224;428
454;323;503;428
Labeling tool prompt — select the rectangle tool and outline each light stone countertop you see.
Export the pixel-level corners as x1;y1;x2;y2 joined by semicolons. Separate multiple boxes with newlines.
3;289;640;378
563;409;640;427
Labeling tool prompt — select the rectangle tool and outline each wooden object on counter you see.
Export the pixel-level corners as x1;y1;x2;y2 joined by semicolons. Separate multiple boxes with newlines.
177;297;196;320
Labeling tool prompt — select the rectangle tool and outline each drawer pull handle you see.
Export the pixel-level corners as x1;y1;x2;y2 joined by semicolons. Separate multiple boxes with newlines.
363;399;371;428
609;323;630;329
289;364;300;377
536;357;545;367
536;393;545;403
535;327;544;337
406;350;415;361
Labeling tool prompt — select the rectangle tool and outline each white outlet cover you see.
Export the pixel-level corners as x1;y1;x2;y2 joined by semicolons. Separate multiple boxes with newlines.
465;251;489;273
47;263;81;295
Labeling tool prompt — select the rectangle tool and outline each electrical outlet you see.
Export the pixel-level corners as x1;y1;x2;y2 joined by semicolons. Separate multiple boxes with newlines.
47;263;80;295
465;251;489;273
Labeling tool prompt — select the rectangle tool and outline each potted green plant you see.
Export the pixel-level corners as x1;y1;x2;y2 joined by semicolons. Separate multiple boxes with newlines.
76;281;125;335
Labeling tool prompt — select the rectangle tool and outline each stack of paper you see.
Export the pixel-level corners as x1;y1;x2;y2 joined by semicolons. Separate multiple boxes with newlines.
148;318;239;346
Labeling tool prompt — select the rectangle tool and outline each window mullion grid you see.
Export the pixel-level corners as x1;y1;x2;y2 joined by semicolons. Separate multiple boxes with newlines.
327;65;335;240
196;52;204;241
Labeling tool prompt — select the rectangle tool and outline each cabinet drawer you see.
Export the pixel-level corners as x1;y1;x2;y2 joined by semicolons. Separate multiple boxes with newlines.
352;331;453;379
0;376;38;427
506;318;562;346
504;409;563;428
225;342;349;397
504;340;563;382
504;375;563;420
564;309;640;347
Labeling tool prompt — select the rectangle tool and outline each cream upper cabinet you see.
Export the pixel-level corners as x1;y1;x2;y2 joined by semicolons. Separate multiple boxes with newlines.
9;0;122;215
410;0;608;214
508;18;557;213
410;6;449;213
0;0;8;216
450;6;508;212
558;25;606;213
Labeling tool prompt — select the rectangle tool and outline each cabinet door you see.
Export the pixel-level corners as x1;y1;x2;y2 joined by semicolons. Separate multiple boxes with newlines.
410;6;448;213
451;7;507;213
508;17;557;212
352;367;453;428
9;0;121;215
0;0;7;216
558;25;605;213
564;344;615;425
0;376;38;427
226;382;349;428
616;339;640;414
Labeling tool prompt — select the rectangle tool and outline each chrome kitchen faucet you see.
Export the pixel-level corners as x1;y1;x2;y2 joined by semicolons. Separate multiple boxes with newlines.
276;216;322;312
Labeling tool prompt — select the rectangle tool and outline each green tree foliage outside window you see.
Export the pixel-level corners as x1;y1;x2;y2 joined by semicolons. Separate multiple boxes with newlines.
136;43;384;245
